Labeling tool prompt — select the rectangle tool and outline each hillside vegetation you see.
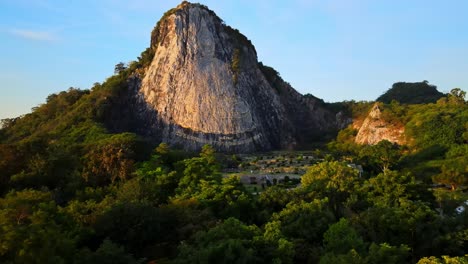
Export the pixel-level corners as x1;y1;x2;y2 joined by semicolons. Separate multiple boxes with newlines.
377;81;445;104
1;20;467;263
1;69;467;263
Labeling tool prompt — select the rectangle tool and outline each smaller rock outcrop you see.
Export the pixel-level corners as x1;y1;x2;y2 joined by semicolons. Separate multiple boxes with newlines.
355;103;405;145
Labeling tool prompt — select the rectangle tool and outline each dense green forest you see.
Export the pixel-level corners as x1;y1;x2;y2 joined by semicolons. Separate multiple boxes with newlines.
1;52;467;263
376;81;445;104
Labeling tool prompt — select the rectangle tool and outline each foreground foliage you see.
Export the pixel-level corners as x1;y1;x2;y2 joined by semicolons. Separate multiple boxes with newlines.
0;66;466;263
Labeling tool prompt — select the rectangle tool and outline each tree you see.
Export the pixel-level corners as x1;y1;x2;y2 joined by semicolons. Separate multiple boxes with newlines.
320;219;410;264
122;171;179;205
366;243;410;264
82;133;140;186
114;62;127;75
447;88;466;105
417;255;468;264
301;161;360;214
361;170;431;208
197;176;254;220
77;239;144;264
93;202;168;257
258;186;295;214
272;199;335;243
359;140;400;174
319;250;364;264
262;220;295;263
175;218;264;264
9;145;78;193
158;198;217;255
268;199;335;263
356;199;442;261
0;117;18;130
433;159;468;191
323;218;366;255
0;144;24;193
0;190;78;263
175;156;221;199
200;144;217;167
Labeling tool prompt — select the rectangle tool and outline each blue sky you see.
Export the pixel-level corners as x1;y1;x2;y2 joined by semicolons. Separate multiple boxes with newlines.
1;0;468;119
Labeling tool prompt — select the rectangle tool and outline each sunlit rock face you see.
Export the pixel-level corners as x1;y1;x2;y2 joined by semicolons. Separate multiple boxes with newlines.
355;103;405;145
132;2;336;152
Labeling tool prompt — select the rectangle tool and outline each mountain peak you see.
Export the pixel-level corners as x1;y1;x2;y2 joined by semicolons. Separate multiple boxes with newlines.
176;1;207;10
150;1;254;55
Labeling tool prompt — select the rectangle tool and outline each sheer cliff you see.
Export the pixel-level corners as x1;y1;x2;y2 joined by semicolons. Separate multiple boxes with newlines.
120;2;337;152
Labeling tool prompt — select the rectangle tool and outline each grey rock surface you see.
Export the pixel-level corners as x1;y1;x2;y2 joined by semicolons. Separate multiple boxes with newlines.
128;2;336;152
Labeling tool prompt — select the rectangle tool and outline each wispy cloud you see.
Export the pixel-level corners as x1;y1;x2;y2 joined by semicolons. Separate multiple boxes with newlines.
9;29;59;42
5;0;66;14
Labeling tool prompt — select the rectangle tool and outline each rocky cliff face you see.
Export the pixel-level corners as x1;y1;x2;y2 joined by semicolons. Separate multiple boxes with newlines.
355;103;405;145
127;2;336;152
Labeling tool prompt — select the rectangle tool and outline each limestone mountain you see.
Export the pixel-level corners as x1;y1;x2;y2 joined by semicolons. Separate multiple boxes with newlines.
113;1;337;152
0;1;340;153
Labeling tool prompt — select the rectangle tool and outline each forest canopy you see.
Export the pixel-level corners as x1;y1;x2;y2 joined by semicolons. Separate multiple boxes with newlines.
0;57;467;263
376;81;445;104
